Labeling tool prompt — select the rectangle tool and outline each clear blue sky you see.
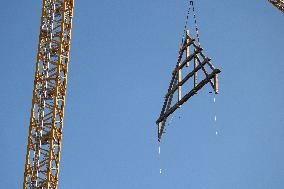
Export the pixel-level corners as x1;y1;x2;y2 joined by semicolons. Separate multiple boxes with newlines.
1;0;284;188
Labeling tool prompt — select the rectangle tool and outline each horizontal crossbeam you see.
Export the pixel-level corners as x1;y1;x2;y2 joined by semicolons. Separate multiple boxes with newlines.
157;68;221;125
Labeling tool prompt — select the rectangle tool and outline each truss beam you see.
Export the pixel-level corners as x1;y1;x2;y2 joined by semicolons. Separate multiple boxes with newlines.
269;0;284;13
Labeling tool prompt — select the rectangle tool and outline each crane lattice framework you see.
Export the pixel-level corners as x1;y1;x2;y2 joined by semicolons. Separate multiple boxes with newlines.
269;0;284;13
23;0;74;188
156;31;221;142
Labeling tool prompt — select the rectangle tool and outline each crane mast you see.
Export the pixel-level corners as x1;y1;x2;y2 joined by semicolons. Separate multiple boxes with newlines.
23;0;74;188
269;0;284;13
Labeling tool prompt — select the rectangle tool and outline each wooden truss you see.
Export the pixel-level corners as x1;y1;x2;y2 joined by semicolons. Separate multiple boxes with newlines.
156;31;221;142
269;0;284;13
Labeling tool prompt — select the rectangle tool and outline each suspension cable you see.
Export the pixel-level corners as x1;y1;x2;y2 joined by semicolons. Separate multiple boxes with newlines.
180;1;201;47
190;0;201;47
181;1;191;45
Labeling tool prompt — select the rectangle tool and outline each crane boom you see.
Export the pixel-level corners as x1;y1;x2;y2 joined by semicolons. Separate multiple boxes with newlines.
269;0;284;13
23;0;74;188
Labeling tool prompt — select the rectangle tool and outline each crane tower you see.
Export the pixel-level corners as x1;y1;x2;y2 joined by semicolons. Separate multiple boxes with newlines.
23;0;74;188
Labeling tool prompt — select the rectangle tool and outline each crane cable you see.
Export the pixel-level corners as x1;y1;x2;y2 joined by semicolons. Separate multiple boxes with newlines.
181;0;201;47
181;1;191;44
191;0;201;47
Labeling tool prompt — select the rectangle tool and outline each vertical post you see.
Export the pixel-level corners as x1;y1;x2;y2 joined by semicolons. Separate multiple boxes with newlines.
178;45;182;104
194;58;198;89
214;73;219;94
186;30;190;67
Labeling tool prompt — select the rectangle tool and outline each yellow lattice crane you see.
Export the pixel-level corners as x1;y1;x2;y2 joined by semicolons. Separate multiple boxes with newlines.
23;0;74;188
269;0;284;13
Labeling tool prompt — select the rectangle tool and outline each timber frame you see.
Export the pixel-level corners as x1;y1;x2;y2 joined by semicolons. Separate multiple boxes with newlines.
156;31;221;142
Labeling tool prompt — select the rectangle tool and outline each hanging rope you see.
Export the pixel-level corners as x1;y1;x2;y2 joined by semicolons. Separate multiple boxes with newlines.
190;1;201;47
181;1;191;45
180;1;201;47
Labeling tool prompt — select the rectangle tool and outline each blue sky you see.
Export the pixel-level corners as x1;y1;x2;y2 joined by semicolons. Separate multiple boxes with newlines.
1;0;284;188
